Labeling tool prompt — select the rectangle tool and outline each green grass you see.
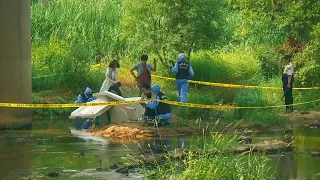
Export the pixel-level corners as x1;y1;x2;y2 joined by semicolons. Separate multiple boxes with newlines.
136;132;278;180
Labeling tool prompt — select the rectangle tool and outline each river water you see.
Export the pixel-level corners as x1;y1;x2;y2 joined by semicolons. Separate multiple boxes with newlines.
0;118;319;180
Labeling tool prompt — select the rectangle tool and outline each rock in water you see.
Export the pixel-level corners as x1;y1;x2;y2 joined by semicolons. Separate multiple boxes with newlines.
253;140;292;154
284;134;294;143
110;164;119;169
115;167;129;174
47;172;59;177
237;136;252;144
311;151;320;157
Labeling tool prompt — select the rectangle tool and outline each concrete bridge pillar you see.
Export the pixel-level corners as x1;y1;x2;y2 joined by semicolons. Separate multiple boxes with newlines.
0;0;32;129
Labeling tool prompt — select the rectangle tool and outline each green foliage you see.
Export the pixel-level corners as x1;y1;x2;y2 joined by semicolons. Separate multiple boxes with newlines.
253;45;281;79
5;127;15;142
30;0;320;123
295;90;320;110
227;0;320;44
138;133;277;180
31;0;123;59
32;91;75;117
121;0;230;65
294;24;320;87
191;50;261;85
32;39;95;90
234;89;266;119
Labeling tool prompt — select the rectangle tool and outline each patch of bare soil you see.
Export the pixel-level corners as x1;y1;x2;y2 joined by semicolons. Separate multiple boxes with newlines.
91;125;154;143
282;110;320;126
90;123;200;143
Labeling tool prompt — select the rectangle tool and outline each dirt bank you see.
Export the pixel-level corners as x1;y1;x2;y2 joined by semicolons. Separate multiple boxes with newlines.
90;122;198;142
90;110;320;142
283;110;320;126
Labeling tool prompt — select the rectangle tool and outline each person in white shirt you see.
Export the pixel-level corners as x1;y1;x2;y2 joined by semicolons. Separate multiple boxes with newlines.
280;55;294;112
100;59;122;96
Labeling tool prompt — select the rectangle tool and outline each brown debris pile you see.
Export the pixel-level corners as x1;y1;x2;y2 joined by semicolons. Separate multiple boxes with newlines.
92;125;153;142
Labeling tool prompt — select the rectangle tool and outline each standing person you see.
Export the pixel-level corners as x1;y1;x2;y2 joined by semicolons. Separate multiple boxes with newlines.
280;55;294;112
100;59;122;96
172;53;194;102
130;54;156;94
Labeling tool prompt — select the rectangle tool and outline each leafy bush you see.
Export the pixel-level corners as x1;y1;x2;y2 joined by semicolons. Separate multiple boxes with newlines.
32;39;94;90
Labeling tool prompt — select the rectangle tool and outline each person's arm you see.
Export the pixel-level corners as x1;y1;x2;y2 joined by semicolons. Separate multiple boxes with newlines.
130;65;138;80
172;62;178;73
76;94;83;103
140;93;146;107
188;65;194;79
287;65;293;87
106;68;116;84
146;96;159;110
287;75;292;88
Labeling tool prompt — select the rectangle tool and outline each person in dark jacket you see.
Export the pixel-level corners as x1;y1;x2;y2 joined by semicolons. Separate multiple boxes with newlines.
146;84;172;125
280;55;294;112
74;87;96;130
172;53;194;102
75;87;96;103
140;84;156;119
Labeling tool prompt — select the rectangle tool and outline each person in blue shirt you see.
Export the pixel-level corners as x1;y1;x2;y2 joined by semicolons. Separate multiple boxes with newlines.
74;87;96;103
172;53;194;102
74;87;96;130
145;84;172;125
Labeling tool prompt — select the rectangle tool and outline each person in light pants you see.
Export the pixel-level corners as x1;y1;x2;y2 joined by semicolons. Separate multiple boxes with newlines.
172;53;194;102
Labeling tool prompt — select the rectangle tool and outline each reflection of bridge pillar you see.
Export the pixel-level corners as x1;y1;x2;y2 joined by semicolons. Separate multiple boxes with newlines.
0;0;32;129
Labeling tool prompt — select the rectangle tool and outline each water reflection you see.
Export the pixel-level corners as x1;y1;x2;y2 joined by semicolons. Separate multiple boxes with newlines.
0;118;319;180
0;131;33;180
257;126;320;180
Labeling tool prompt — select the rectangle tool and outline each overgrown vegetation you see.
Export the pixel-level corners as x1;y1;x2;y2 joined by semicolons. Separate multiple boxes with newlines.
135;132;278;179
31;0;320;124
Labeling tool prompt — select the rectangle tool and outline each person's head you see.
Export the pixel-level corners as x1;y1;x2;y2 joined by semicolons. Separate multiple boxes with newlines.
108;59;120;69
140;54;148;64
282;55;292;63
141;84;151;95
84;87;92;96
178;53;185;62
151;84;161;95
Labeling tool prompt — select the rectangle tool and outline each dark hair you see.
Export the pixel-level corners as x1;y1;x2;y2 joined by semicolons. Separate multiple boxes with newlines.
141;84;151;90
108;59;120;68
140;54;148;61
282;55;292;62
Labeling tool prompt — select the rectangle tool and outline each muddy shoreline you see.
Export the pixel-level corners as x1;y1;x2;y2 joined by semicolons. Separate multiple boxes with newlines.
89;110;319;142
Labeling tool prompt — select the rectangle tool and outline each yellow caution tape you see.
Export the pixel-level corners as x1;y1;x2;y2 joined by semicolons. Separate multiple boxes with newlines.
0;100;151;108
158;99;320;109
1;98;319;109
151;75;320;90
34;64;320;91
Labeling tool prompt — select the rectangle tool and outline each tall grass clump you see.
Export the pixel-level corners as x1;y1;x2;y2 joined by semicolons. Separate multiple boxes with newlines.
31;0;123;91
31;0;123;59
32;38;100;91
137;132;278;180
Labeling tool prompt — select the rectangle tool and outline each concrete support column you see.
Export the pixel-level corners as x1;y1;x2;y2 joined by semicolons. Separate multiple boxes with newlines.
0;0;32;129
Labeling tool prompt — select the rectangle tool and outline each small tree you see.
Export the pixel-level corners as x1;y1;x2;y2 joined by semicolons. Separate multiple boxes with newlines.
120;0;229;66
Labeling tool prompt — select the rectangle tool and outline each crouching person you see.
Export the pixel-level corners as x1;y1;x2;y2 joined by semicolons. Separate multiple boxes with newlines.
74;87;96;130
145;84;172;126
75;87;96;103
141;84;156;120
